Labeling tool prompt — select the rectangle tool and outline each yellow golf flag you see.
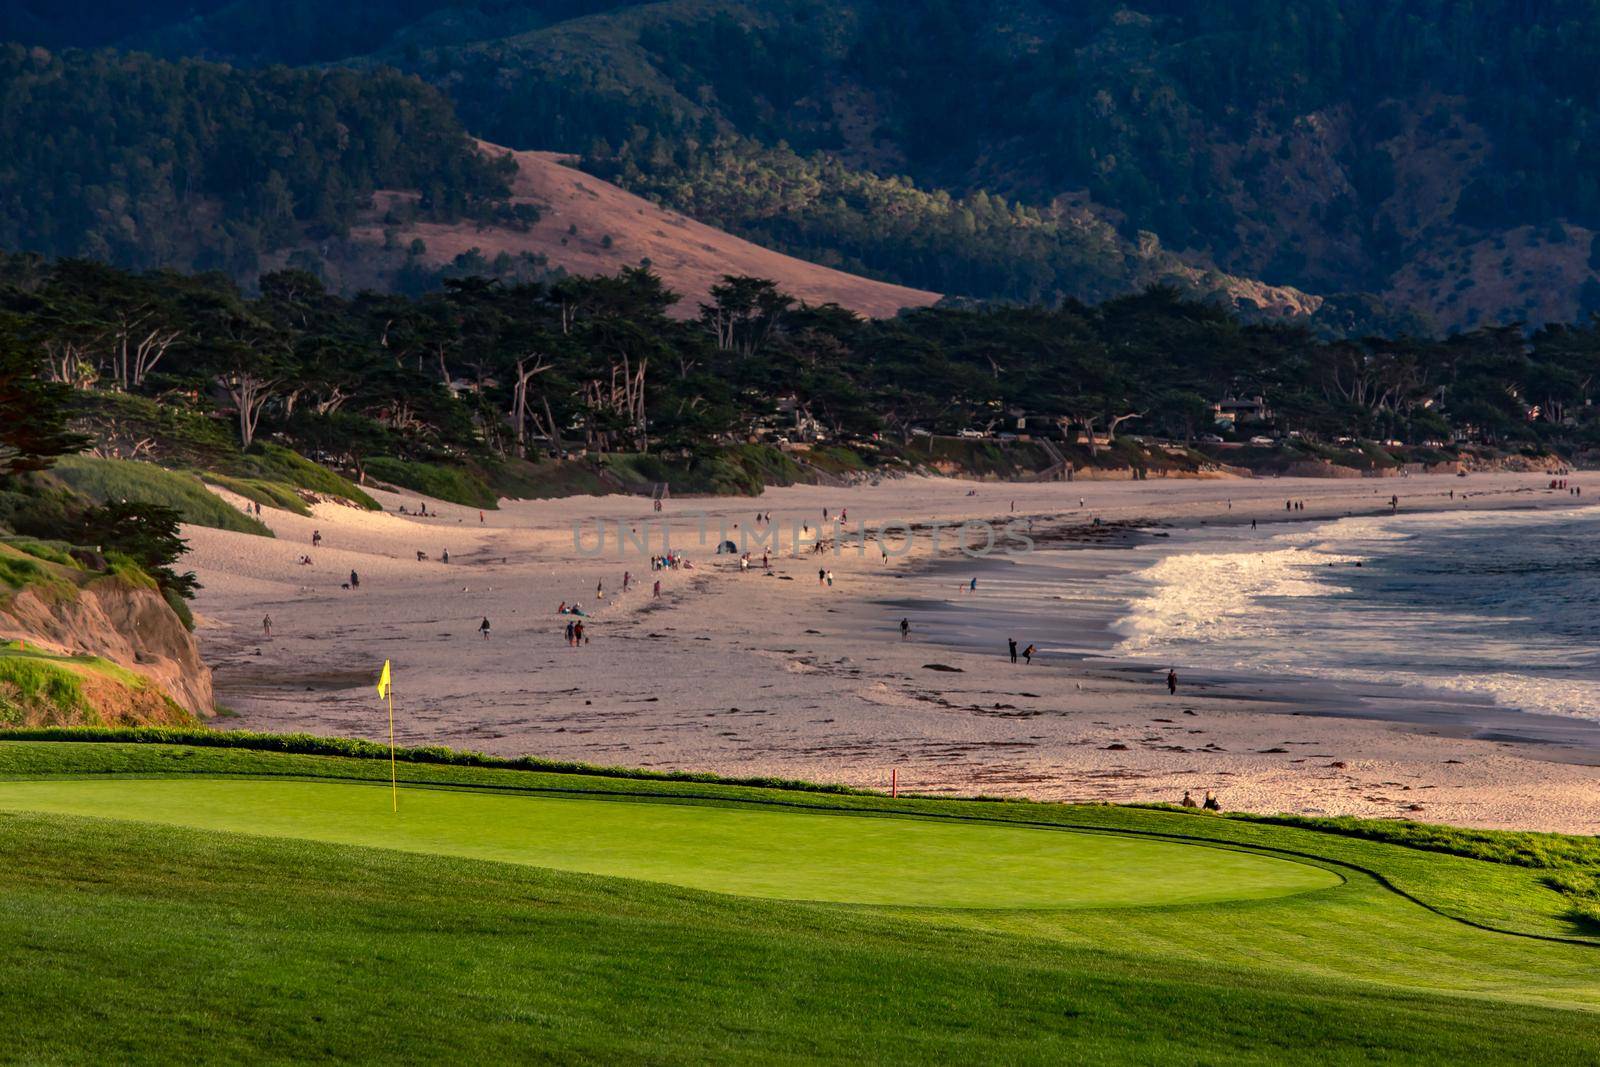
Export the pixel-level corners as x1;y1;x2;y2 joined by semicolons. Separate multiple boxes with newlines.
377;659;397;813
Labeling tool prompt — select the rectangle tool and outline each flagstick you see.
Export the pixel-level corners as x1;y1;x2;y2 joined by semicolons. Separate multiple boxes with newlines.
388;687;397;813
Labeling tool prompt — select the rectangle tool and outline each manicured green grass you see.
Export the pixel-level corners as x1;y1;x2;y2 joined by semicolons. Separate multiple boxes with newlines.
0;777;1338;908
1;740;1598;1062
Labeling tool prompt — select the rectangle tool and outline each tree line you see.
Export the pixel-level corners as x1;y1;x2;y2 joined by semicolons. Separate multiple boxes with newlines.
3;254;1599;492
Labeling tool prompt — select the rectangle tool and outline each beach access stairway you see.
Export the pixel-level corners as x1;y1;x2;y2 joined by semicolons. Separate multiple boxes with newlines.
1015;437;1070;482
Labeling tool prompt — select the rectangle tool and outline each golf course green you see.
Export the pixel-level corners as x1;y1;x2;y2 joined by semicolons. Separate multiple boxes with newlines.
2;737;1599;1063
0;776;1338;907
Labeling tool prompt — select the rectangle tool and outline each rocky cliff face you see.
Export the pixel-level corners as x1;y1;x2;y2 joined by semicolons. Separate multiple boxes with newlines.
0;558;212;720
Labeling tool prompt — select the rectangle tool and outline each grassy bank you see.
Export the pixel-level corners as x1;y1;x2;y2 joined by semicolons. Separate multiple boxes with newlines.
0;648;194;728
0;739;1595;1062
51;456;272;535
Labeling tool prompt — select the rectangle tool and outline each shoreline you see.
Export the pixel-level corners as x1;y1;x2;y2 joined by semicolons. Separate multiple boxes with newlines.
886;507;1600;765
184;470;1600;833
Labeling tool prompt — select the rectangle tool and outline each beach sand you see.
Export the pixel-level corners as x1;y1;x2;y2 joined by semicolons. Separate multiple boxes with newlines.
186;469;1600;834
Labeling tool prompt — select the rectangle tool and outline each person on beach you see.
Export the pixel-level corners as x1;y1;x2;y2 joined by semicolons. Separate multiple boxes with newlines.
574;621;585;644
312;530;322;547
623;571;631;591
442;549;449;563
1008;638;1018;663
1250;519;1257;530
1203;791;1221;812
1180;790;1198;808
901;618;910;640
1022;643;1035;664
262;614;272;638
479;616;491;640
826;570;835;587
969;577;977;593
565;621;575;646
653;579;661;598
818;567;826;585
479;511;485;524
349;570;360;589
1167;668;1178;695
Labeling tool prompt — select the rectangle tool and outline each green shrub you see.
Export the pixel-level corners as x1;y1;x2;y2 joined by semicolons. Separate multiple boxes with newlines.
101;551;159;590
162;586;195;631
52;457;271;536
364;458;497;509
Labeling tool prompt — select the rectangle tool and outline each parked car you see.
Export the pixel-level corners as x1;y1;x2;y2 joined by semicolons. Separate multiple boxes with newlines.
956;428;985;438
1249;436;1275;445
1198;433;1226;444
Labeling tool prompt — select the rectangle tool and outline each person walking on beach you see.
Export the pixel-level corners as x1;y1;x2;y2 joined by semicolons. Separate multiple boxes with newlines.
565;621;575;646
818;567;826;585
1167;668;1178;695
969;576;977;593
349;570;360;589
1250;519;1257;530
1008;638;1018;664
653;579;661;598
262;614;272;638
1022;643;1035;664
901;618;910;640
479;616;491;640
826;569;834;587
574;620;585;645
311;529;322;547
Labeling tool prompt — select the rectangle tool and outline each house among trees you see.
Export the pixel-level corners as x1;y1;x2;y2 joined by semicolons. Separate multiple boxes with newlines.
1211;395;1273;430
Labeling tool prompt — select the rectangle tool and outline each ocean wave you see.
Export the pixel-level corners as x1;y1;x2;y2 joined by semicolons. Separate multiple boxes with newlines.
1108;509;1600;721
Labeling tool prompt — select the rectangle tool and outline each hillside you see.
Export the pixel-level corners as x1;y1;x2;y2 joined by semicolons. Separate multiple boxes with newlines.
342;144;941;318
109;0;1588;332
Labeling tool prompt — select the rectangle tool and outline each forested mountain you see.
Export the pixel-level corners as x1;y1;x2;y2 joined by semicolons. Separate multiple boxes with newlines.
0;45;516;279
9;1;1600;329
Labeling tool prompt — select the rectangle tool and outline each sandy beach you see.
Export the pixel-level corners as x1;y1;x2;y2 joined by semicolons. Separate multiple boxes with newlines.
184;469;1600;834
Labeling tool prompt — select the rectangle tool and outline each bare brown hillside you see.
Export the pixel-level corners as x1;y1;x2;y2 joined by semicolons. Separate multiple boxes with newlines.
345;143;941;319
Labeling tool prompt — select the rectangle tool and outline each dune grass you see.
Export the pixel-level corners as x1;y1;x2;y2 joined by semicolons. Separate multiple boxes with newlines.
227;443;378;510
0;740;1597;1062
51;456;271;536
200;472;312;515
364;456;499;508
